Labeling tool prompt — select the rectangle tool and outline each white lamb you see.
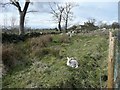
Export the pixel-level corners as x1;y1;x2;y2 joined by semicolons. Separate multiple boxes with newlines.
66;31;76;37
67;57;78;68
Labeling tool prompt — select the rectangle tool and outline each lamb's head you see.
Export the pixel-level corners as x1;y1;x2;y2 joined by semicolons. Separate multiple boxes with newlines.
67;57;75;61
67;57;70;61
67;57;71;66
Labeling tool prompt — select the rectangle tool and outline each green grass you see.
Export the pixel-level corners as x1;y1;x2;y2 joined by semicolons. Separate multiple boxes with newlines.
2;34;109;88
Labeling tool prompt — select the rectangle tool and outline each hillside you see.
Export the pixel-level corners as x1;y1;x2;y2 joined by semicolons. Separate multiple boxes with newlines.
2;32;109;88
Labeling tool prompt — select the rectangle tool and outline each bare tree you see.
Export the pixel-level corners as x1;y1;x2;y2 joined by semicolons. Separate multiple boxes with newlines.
1;2;8;30
0;0;30;35
9;0;30;35
10;15;16;29
87;18;96;25
49;2;64;32
83;18;98;32
3;14;8;30
63;3;76;32
98;21;109;29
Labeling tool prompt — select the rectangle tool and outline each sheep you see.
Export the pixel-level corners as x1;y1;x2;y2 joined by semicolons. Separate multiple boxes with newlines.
71;30;75;34
60;33;64;35
67;57;78;68
40;32;43;35
66;31;74;37
66;30;76;37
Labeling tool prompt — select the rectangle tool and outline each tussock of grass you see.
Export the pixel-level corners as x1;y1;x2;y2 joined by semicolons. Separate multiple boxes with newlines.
59;34;70;43
29;35;53;48
2;44;23;69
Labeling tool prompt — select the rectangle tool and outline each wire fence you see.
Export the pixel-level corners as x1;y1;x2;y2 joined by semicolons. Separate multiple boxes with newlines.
113;2;120;88
107;30;120;88
114;30;120;88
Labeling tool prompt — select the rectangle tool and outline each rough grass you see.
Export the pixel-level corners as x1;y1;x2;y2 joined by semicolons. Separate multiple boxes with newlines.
2;33;109;88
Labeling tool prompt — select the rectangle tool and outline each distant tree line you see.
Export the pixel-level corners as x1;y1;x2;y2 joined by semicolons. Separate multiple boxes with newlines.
68;20;119;33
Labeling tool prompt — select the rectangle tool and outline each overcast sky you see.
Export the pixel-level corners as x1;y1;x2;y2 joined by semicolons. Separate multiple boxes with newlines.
0;0;119;29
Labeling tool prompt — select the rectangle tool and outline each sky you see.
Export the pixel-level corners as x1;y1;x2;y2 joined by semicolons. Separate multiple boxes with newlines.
0;0;119;29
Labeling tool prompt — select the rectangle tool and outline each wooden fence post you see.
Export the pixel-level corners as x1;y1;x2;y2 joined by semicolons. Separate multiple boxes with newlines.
107;31;115;89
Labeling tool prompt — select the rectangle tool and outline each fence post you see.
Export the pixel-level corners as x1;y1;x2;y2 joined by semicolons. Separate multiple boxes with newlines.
107;31;115;89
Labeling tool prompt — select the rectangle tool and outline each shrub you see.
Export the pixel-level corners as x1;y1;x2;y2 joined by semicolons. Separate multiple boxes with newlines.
41;35;53;43
29;35;53;58
30;38;45;48
2;45;22;69
29;35;53;49
59;35;70;43
2;33;25;43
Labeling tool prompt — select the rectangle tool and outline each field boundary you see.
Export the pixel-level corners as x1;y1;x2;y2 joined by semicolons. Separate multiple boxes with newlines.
107;30;120;88
107;31;115;88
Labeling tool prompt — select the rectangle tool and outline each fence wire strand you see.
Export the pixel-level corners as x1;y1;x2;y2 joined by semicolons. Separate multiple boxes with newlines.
114;29;120;88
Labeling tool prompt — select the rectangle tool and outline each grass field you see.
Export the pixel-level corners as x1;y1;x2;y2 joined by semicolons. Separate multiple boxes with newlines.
2;33;109;88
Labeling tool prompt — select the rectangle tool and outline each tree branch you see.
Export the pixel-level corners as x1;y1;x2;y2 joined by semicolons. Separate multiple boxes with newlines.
0;2;10;8
49;2;58;18
10;1;21;12
15;2;21;12
23;0;30;15
27;10;38;13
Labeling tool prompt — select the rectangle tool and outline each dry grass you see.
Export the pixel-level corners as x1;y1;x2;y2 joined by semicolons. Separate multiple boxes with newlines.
29;35;53;50
59;35;70;43
2;44;22;69
26;35;53;58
